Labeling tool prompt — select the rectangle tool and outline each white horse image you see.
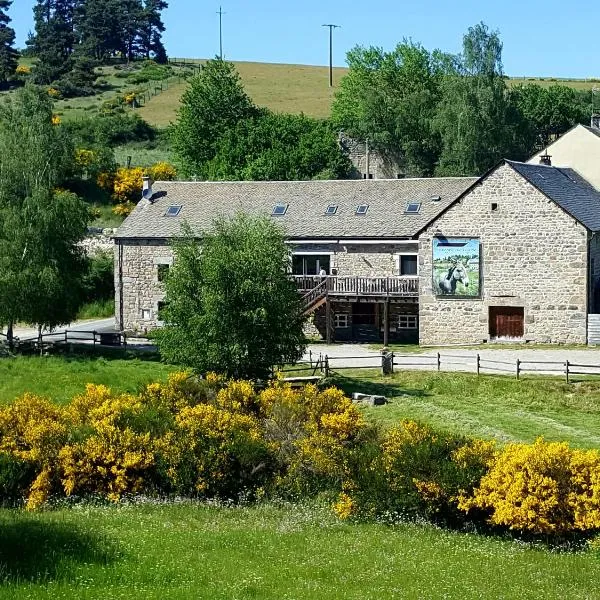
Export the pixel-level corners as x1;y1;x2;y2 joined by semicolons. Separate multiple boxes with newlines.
438;261;470;295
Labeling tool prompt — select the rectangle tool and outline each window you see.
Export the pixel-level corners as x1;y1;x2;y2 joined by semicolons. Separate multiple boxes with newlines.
399;255;418;276
491;202;498;212
157;264;170;282
165;205;182;217
325;205;338;215
141;308;151;320
292;254;330;275
405;202;421;214
334;313;349;328
356;204;369;215
397;314;418;329
272;204;288;216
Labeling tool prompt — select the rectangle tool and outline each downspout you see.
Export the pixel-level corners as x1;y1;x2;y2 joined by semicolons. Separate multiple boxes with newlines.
587;231;595;345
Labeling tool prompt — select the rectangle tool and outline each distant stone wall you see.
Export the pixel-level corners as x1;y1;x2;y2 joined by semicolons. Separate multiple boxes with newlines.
419;164;589;345
339;133;403;180
80;230;117;256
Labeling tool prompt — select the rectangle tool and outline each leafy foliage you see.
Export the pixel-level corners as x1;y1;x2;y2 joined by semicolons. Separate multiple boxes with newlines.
0;1;17;89
155;214;306;380
173;59;352;180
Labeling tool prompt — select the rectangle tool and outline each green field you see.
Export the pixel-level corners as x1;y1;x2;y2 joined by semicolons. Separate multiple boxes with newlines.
1;357;599;598
0;502;598;600
0;355;175;405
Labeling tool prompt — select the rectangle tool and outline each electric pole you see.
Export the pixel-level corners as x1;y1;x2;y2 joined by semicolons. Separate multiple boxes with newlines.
217;6;225;59
322;24;340;87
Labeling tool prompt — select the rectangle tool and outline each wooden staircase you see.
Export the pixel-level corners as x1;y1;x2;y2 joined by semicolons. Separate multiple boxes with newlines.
301;280;328;316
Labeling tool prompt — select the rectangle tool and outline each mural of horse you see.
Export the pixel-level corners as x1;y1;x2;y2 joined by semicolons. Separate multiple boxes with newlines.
438;261;470;295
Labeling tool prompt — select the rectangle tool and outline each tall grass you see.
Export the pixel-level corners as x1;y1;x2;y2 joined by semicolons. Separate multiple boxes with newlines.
0;502;597;599
76;299;115;320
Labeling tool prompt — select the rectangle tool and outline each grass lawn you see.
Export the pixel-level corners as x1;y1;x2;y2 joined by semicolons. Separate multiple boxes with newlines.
0;502;597;600
0;355;175;405
331;370;600;448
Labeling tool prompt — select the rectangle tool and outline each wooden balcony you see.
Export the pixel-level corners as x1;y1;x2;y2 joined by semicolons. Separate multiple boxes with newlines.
292;275;419;298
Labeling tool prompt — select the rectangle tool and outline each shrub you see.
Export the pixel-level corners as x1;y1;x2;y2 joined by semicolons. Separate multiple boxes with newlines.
341;421;496;523
459;438;600;535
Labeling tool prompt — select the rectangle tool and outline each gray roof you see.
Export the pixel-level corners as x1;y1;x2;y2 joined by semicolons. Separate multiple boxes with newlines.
508;160;600;231
582;124;600;139
115;177;477;240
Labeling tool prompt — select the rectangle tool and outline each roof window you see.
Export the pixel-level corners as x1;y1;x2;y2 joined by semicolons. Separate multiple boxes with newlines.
164;205;182;217
325;205;338;215
272;203;288;216
356;204;369;215
405;202;422;214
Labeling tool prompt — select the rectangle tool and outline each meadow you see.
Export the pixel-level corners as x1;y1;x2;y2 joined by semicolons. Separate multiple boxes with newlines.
0;502;598;600
1;356;599;599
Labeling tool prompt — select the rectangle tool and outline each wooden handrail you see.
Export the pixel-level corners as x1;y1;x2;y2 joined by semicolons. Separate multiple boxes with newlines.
292;275;418;297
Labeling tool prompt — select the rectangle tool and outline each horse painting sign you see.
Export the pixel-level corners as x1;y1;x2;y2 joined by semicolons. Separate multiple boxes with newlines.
433;237;481;298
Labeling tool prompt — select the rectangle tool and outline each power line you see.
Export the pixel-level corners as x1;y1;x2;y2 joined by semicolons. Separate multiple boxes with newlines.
322;24;340;87
217;6;226;59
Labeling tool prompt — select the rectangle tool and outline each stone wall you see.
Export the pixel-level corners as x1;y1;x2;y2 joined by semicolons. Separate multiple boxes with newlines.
419;164;589;345
80;230;117;256
116;239;419;333
339;133;403;179
115;240;172;332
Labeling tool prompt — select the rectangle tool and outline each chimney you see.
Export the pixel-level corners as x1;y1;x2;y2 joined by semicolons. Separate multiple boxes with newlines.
539;153;552;166
142;176;153;201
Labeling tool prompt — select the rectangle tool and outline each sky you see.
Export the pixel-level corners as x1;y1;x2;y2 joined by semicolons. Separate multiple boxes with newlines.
9;1;600;79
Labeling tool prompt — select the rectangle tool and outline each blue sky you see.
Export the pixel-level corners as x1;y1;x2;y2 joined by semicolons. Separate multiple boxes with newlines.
10;1;599;78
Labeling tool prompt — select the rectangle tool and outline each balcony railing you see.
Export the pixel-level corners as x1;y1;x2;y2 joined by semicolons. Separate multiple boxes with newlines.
292;275;419;297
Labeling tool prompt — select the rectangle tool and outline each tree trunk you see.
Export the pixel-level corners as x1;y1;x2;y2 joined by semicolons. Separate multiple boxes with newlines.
38;324;43;356
7;321;13;352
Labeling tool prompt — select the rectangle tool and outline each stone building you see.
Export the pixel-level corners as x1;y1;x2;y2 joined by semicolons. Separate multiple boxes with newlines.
113;176;476;340
338;132;404;180
419;160;600;345
114;159;600;345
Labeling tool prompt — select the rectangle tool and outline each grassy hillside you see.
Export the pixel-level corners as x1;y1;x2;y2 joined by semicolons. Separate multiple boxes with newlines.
138;60;347;126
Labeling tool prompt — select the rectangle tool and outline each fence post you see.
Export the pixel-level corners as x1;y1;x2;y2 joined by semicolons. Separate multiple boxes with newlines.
309;349;313;369
565;360;570;383
324;355;330;378
93;331;97;350
516;358;521;380
381;351;393;376
476;353;480;376
437;352;441;372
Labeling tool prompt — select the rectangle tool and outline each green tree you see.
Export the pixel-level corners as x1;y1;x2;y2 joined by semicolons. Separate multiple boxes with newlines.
173;59;258;177
28;0;78;84
0;87;89;347
206;110;352;180
155;215;306;380
331;42;446;176
0;1;17;89
433;23;521;175
138;0;168;62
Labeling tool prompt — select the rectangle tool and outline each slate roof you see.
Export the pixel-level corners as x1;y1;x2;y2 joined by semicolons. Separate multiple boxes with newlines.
507;160;600;231
115;178;477;240
582;124;600;139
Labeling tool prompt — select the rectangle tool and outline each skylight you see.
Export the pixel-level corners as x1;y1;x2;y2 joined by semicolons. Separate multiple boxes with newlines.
272;204;288;216
356;204;369;215
405;202;422;214
325;205;338;215
164;205;182;217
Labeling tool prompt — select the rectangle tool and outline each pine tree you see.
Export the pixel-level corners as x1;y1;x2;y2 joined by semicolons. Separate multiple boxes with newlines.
0;1;17;89
28;0;78;83
138;0;168;63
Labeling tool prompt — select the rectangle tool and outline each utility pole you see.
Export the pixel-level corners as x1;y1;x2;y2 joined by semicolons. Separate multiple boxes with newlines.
322;24;340;87
217;6;225;59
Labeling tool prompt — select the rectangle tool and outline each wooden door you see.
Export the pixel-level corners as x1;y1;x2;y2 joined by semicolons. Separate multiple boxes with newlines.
489;307;524;339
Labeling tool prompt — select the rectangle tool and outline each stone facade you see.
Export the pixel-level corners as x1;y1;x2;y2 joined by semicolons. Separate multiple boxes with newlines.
339;133;403;180
115;240;173;332
116;239;418;333
419;164;590;345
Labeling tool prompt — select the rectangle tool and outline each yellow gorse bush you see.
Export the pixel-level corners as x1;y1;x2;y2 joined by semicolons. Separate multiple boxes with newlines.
459;438;600;534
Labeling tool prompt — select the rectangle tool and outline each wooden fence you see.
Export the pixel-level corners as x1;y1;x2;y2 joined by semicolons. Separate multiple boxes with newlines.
283;351;600;383
1;330;127;354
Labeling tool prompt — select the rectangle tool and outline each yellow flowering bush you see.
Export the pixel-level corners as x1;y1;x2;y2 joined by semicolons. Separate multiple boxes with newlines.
112;202;136;217
75;148;97;169
459;438;600;535
147;162;177;181
51;114;61;125
16;64;31;75
113;167;145;203
47;87;60;98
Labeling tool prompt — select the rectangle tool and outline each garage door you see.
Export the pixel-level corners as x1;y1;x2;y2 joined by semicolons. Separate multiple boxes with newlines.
489;306;524;339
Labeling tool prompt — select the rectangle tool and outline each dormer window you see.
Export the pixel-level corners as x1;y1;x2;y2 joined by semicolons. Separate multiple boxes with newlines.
356;204;369;215
272;204;288;216
164;205;182;217
405;202;421;214
325;205;338;215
